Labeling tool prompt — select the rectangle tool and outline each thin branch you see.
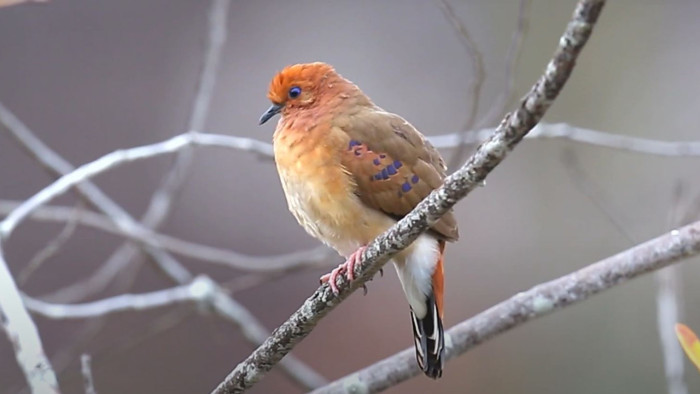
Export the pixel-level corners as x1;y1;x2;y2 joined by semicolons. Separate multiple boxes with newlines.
0;201;335;275
564;152;690;394
476;0;532;128
655;183;692;394
80;0;231;306
17;202;82;285
0;101;192;286
561;149;637;243
312;220;700;393
429;122;700;156
25;276;328;389
211;1;606;392
80;354;97;394
437;0;486;169
24;276;215;319
0;133;276;239
138;0;229;228
656;266;687;394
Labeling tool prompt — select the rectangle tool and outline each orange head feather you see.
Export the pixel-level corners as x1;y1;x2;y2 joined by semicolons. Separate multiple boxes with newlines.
259;62;365;125
267;62;335;105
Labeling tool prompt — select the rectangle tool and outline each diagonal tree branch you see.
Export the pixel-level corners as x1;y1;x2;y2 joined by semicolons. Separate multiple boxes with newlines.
211;0;606;392
312;220;700;393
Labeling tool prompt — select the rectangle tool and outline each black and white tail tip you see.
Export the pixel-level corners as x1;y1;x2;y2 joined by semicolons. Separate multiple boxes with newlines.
410;294;445;379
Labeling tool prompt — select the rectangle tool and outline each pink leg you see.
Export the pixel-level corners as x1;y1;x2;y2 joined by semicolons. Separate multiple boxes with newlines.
320;246;368;294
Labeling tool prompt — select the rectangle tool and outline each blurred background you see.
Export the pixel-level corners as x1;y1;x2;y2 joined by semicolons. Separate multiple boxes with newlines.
1;1;700;393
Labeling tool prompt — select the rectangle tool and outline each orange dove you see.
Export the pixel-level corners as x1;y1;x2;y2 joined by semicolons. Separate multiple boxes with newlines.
260;62;459;378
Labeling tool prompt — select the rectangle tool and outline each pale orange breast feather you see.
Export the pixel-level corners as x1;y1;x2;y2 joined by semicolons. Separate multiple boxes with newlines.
273;122;395;257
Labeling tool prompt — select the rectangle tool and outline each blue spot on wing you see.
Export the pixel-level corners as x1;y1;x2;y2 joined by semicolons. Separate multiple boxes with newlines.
348;140;361;150
381;168;389;180
411;174;419;184
393;160;403;169
373;173;382;180
372;158;381;166
386;164;397;175
401;182;412;192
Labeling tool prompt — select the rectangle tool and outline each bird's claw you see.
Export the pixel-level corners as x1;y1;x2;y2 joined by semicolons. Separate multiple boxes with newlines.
319;246;368;295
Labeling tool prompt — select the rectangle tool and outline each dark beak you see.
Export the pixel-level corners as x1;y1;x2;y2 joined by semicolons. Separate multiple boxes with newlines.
259;103;283;125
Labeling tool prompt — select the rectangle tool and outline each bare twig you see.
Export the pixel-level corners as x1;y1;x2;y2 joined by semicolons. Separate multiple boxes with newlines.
429;122;700;156
85;0;231;303
0;133;276;239
24;276;216;319
17;202;82;285
476;0;532;128
312;220;700;393
24;276;328;389
655;183;692;394
211;1;605;392
138;0;229;228
437;0;486;169
0;200;335;276
80;354;97;394
0;101;192;286
657;265;687;394
561;149;637;243
563;152;690;394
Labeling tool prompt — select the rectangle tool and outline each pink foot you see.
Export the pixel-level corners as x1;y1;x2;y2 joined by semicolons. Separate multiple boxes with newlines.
320;246;368;294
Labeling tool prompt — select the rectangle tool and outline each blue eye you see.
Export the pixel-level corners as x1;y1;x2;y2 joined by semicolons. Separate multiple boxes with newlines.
289;86;301;98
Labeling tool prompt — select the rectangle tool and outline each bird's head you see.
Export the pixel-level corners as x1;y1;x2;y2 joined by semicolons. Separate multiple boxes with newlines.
259;62;339;125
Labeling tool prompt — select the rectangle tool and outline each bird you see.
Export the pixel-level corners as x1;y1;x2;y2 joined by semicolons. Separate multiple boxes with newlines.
260;62;459;379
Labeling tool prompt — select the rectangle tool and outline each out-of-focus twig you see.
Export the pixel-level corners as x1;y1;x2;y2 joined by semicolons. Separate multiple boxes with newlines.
17;202;82;285
476;0;532;128
0;101;192;286
437;0;485;169
136;0;229;228
24;276;216;319
25;276;328;389
561;149;637;243
84;0;231;304
312;219;700;393
655;182;695;394
0;200;335;276
0;133;294;238
429;122;700;156
80;354;97;394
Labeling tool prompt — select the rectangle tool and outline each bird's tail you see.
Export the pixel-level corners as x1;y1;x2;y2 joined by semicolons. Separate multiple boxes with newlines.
409;240;445;379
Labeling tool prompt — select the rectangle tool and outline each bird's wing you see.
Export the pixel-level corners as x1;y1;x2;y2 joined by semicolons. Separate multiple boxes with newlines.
336;109;459;241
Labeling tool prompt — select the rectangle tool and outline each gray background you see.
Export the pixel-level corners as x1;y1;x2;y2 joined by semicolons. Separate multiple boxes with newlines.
1;1;700;393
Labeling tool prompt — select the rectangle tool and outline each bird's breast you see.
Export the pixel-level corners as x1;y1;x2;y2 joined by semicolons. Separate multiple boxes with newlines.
273;126;393;256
